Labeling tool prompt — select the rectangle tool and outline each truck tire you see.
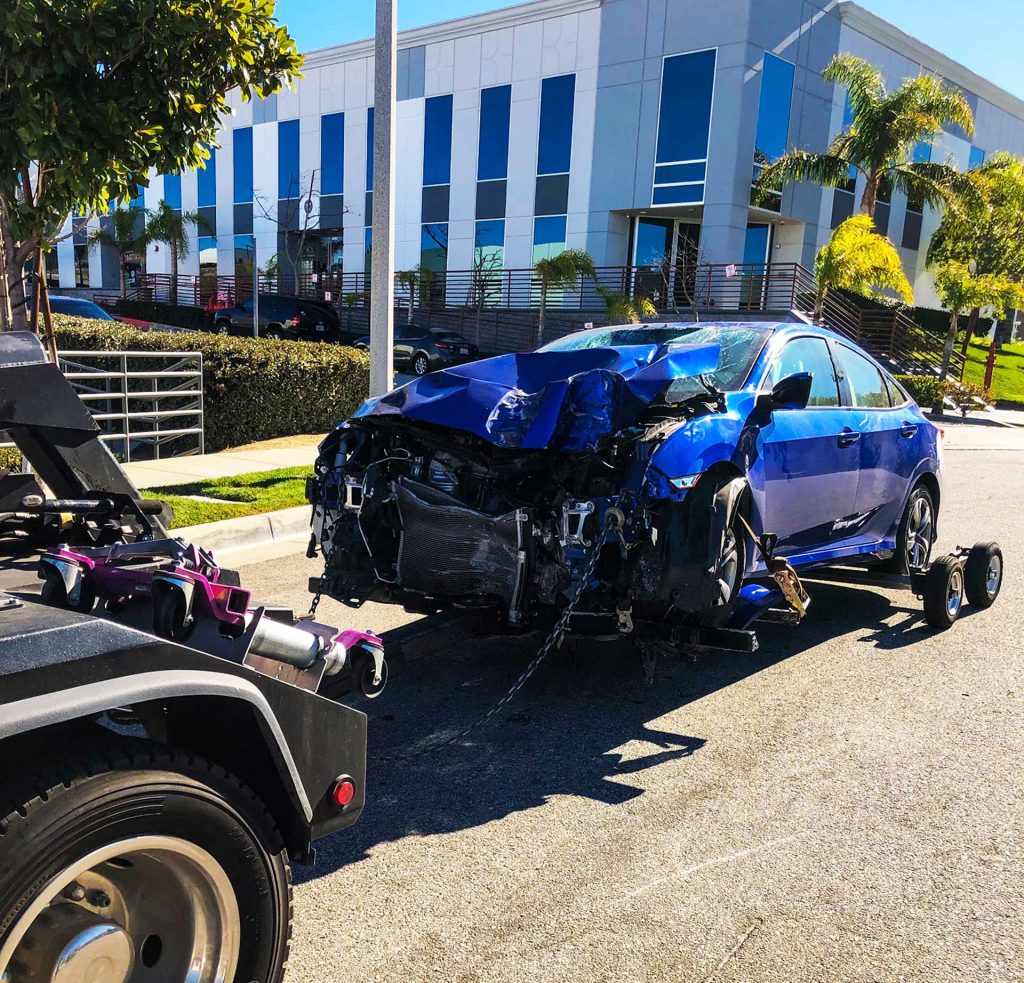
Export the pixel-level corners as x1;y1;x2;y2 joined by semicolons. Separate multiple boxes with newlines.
0;740;291;983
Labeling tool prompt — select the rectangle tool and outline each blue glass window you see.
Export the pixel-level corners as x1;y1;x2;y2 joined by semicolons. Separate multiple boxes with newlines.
420;222;449;272
532;215;567;262
278;119;300;199
656;50;716;165
478;85;512;181
751;54;794;210
423;95;454;186
364;226;372;276
233;127;253;204
198;235;218;269
537;74;575;175
321;113;345;196
653;49;716;206
163;173;182;210
366;108;375;192
197;146;216;208
633;217;673;267
129;182;146;210
911;141;932;164
969;145;986;170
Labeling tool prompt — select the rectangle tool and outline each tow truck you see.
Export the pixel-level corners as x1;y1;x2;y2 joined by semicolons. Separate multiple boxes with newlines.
0;333;374;983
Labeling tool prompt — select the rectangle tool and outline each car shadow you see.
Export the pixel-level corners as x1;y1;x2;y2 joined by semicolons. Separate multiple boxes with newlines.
298;574;967;883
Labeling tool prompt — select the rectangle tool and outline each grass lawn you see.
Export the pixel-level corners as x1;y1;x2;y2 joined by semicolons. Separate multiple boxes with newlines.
963;339;1024;405
143;466;310;528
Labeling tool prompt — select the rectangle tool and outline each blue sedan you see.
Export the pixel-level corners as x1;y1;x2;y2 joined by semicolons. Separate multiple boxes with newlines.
309;321;943;634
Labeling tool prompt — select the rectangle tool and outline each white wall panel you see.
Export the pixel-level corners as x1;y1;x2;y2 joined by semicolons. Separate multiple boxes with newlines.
454;34;482;91
480;28;514;87
512;21;543;82
424;39;456;96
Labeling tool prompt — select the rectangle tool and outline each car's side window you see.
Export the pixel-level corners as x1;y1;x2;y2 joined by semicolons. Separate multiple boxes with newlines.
884;373;907;407
767;337;840;407
841;346;891;408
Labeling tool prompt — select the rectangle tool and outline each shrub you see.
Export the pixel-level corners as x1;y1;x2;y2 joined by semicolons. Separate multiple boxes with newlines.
942;379;990;416
112;299;209;331
895;374;941;407
52;315;370;452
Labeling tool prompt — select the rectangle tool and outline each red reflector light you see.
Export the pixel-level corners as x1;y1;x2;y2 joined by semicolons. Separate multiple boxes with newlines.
331;777;355;808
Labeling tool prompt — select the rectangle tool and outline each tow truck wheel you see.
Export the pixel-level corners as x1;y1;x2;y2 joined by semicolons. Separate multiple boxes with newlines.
964;541;1003;609
922;556;965;630
0;741;291;983
40;570;96;614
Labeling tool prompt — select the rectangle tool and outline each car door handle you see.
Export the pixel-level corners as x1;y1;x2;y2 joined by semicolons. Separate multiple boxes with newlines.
899;423;918;438
837;428;861;447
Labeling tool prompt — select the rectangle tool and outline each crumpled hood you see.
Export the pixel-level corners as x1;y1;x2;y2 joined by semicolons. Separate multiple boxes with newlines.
353;342;721;452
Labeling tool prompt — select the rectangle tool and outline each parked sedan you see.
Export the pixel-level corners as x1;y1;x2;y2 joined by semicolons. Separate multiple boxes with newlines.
354;324;479;375
308;321;942;635
212;294;341;342
45;296;117;321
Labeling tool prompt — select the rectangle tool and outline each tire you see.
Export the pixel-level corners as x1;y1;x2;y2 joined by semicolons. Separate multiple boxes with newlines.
964;541;1002;609
700;503;747;628
922;555;964;630
0;741;291;983
880;483;935;574
215;320;231;336
152;587;194;642
41;569;96;614
265;325;283;341
412;352;430;376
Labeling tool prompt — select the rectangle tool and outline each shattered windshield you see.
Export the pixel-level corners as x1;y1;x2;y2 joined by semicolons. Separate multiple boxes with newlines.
540;324;773;398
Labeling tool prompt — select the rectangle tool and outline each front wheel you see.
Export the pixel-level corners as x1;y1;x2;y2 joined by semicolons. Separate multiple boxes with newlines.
0;741;291;983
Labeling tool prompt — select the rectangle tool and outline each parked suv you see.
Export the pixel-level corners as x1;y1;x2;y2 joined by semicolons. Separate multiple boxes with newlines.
354;323;480;375
212;293;341;341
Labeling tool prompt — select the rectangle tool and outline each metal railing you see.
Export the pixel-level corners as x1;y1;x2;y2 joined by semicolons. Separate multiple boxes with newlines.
56;350;204;461
129;261;964;380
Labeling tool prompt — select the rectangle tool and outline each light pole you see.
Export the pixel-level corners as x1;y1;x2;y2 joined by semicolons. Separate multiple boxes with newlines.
252;238;259;339
369;0;396;396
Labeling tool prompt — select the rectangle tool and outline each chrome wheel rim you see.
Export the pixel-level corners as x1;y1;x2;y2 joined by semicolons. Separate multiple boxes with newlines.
216;324;229;335
906;495;933;570
414;356;428;375
986;554;1002;598
0;836;239;983
946;567;964;618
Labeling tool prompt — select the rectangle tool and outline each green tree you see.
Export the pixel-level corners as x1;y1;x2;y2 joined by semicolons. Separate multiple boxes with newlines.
758;54;975;219
928;152;1024;352
533;249;596;346
814;215;913;322
87;206;150;298
932;260;1024;382
144;201;212;303
596;287;657;325
0;0;301;331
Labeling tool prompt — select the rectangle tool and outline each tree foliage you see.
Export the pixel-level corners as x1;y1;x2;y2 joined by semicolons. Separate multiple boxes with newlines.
758;54;975;218
596;287;657;325
87;205;150;297
814;215;913;319
0;0;301;329
533;249;596;346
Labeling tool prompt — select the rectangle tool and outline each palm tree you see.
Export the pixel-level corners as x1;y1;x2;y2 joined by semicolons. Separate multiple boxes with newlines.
534;248;596;346
87;206;149;298
813;215;913;322
596;286;657;325
758;54;975;219
145;201;212;304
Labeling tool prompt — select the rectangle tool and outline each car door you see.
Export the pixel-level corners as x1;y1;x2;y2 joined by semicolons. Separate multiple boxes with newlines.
233;298;253;334
393;327;421;365
834;343;923;546
750;335;860;559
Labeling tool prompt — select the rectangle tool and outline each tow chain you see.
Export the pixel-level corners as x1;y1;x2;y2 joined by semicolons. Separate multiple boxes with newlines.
371;501;622;762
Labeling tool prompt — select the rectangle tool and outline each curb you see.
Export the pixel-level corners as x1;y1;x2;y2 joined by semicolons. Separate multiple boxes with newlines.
173;505;311;556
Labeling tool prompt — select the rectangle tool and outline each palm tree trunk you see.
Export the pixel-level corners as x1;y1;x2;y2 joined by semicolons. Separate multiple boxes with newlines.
536;282;547;348
170;242;178;306
119;250;127;299
813;286;827;325
860;171;878;219
938;310;958;382
959;306;980;355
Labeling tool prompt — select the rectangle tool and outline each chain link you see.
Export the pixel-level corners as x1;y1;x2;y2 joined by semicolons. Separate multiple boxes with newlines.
372;498;621;762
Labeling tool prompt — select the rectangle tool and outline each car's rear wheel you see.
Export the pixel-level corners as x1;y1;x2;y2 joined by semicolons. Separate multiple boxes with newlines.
880;483;935;574
412;353;430;376
0;741;291;983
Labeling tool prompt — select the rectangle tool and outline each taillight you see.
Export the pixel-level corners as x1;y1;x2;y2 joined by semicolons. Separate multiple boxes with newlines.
330;776;356;809
288;315;301;327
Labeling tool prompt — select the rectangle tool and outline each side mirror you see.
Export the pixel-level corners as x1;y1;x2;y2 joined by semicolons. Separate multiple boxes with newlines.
756;372;813;415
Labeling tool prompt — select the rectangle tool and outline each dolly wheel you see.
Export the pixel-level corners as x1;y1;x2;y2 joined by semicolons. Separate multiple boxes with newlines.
964;541;1003;609
153;588;195;642
922;556;964;630
41;570;96;614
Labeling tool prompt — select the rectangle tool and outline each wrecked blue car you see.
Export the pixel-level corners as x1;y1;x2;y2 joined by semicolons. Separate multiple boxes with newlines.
308;321;941;634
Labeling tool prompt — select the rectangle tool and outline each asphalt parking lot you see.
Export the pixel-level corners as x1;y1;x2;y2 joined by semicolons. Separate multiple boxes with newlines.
233;417;1024;983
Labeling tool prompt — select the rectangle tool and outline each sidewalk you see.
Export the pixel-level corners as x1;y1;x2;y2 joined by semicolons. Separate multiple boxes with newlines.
124;441;320;489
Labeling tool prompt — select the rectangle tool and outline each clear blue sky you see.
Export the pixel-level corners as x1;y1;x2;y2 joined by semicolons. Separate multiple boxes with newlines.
274;0;1023;100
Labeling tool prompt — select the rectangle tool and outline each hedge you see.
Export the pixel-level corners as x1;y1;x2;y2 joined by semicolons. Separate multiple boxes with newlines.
895;374;942;408
113;299;209;331
52;315;370;452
